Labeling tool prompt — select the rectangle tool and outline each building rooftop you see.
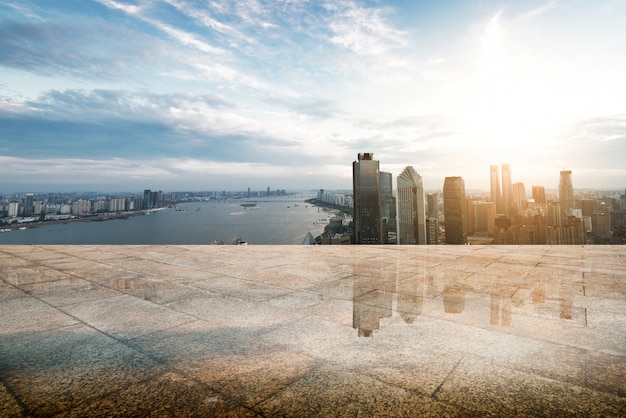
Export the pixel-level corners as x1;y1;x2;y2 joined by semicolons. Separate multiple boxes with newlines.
1;245;625;417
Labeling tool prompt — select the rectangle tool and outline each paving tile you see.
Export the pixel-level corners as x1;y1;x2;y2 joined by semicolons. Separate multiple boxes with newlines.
256;365;466;417
65;371;259;417
0;281;28;303
259;316;358;360
128;320;318;407
19;277;120;307
2;265;71;286
585;351;626;398
0;324;163;417
0;381;24;417
0;297;78;334
435;356;626;417
103;276;205;305
165;291;304;330
62;294;195;340
193;275;294;301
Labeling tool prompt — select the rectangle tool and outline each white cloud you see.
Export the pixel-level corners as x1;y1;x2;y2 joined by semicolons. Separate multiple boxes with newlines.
325;0;407;55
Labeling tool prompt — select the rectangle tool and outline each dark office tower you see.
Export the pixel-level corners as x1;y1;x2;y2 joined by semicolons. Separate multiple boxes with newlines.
427;193;439;219
426;217;439;244
24;193;34;216
143;189;152;209
501;163;513;216
353;153;383;244
532;185;546;204
380;171;396;241
580;199;595;217
489;165;503;214
247;187;251;198
559;170;575;213
443;176;467;244
397;166;426;245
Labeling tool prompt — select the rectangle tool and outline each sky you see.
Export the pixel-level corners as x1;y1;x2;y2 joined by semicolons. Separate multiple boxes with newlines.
1;0;625;193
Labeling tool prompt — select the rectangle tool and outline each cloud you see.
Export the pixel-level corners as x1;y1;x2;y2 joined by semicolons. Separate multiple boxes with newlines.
27;89;234;121
0;19;163;79
517;1;557;21
264;96;340;120
0;155;346;192
0;88;335;167
325;0;408;55
561;115;626;143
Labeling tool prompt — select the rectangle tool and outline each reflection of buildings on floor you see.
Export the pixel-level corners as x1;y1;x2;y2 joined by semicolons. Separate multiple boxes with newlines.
490;291;512;326
351;255;580;337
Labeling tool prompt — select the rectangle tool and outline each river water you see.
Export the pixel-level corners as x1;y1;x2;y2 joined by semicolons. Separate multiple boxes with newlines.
0;197;333;245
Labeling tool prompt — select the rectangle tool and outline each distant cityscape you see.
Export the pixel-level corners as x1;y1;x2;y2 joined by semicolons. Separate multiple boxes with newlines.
2;156;625;245
0;188;292;232
316;153;625;245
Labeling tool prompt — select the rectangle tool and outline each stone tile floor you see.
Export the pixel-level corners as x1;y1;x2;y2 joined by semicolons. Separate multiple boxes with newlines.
0;245;625;417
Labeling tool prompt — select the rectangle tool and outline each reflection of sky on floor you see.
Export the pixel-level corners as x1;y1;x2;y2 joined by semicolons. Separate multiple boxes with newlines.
1;245;625;416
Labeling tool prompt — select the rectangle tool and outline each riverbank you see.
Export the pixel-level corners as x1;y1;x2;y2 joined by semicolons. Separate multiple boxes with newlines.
0;208;168;233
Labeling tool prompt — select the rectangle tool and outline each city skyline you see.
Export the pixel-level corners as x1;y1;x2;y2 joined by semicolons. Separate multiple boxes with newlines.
1;1;625;193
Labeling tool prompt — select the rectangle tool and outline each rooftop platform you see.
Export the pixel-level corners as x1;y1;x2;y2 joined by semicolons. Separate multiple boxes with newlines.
1;245;625;417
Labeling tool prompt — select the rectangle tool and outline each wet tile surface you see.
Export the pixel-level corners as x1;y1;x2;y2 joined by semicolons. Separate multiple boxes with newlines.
0;245;625;416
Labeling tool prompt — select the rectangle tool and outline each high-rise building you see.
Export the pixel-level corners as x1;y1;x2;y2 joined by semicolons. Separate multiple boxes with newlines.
580;199;596;217
443;176;467;244
559;170;575;213
397;166;426;245
475;202;496;236
465;198;475;236
512;182;526;215
353;153;383;244
380;171;396;242
33;200;44;216
426;193;439;219
24;193;34;216
501;163;513;216
490;165;503;214
426;217;439;244
8;201;20;217
532;185;546;204
143;189;153;209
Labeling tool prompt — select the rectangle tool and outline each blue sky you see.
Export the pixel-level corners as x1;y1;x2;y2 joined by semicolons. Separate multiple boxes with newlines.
1;0;625;193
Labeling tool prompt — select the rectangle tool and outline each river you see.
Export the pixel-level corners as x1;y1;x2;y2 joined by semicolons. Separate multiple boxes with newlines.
0;197;333;245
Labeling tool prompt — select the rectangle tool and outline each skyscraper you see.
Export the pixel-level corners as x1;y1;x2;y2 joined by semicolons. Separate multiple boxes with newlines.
532;185;546;204
501;163;513;216
426;193;439;219
397;166;426;245
353;153;383;244
143;189;153;209
490;165;503;214
512;182;526;215
559;170;575;213
24;193;34;216
443;176;467;244
379;171;396;243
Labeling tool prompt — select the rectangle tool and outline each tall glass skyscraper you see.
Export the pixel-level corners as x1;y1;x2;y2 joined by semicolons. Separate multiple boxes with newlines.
353;153;383;244
501;163;513;216
512;182;526;215
490;165;503;214
379;171;396;243
397;166;426;245
443;176;467;244
559;170;575;212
